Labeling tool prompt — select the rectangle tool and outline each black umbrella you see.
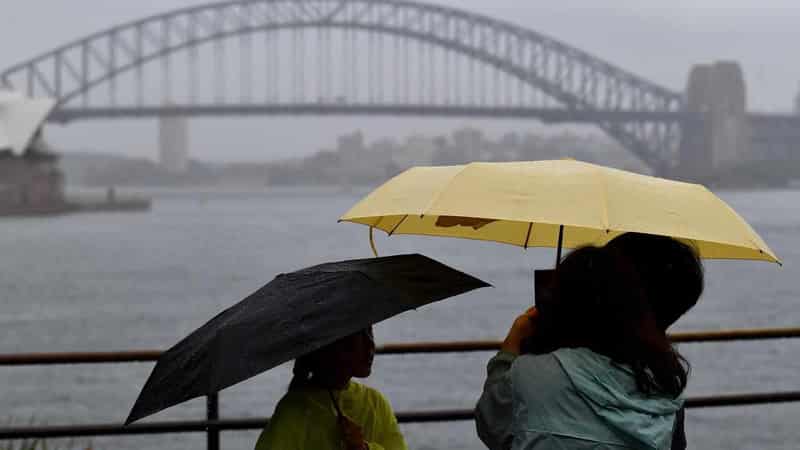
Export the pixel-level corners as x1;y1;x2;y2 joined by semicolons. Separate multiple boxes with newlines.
126;253;490;424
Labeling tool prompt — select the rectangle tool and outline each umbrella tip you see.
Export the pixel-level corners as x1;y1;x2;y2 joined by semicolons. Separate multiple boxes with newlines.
124;404;146;426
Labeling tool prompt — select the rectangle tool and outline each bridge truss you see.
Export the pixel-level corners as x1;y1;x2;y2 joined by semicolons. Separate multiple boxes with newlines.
1;0;686;171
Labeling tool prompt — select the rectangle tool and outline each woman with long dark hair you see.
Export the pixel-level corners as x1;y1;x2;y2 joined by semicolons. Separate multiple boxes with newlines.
255;326;407;450
475;244;697;450
605;232;705;450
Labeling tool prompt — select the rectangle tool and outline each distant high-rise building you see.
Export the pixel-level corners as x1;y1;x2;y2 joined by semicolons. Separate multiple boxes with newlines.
158;115;189;173
794;84;800;115
452;127;485;161
336;131;365;153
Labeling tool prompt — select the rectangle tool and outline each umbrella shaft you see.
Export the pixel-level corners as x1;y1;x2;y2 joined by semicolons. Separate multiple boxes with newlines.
556;225;564;267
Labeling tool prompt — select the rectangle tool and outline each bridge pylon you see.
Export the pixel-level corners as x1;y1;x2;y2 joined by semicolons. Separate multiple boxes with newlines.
158;112;189;174
678;61;750;179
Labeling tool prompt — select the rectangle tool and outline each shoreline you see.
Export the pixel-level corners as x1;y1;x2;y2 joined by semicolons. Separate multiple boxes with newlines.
65;182;800;195
0;197;151;218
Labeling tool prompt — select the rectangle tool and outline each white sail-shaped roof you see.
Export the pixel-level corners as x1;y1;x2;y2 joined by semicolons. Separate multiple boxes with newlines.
0;90;56;154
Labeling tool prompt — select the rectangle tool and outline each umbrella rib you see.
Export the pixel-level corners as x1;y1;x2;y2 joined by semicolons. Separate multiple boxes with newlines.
418;164;468;217
523;222;532;249
388;215;409;236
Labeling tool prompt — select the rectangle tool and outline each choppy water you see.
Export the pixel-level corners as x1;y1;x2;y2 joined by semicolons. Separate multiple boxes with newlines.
1;187;799;450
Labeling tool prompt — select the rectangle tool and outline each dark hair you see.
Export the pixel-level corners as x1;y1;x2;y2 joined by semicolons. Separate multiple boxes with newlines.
287;328;373;391
288;352;316;391
605;233;704;330
531;245;689;398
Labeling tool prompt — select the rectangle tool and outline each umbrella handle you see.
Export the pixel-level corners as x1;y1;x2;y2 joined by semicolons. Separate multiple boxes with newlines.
328;389;348;450
369;227;379;257
328;389;344;419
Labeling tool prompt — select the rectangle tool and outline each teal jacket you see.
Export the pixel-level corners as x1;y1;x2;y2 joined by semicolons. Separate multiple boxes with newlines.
475;348;683;450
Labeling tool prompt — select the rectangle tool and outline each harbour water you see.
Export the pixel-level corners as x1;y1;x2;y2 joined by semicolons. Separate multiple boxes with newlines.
1;187;799;450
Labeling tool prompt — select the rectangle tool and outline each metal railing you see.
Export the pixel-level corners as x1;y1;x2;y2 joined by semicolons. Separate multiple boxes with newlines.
1;327;799;448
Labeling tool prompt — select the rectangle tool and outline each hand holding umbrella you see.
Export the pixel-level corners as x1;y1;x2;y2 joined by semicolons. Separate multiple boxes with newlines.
338;414;368;450
500;307;539;355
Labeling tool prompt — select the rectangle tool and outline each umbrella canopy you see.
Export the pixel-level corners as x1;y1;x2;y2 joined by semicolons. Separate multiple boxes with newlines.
126;254;489;424
340;160;778;263
0;90;56;154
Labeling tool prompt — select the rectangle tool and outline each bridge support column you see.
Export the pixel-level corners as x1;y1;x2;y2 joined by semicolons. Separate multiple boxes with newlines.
678;61;750;180
794;85;800;114
158;115;189;174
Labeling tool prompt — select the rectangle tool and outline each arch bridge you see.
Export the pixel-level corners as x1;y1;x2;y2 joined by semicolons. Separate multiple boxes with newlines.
1;0;691;172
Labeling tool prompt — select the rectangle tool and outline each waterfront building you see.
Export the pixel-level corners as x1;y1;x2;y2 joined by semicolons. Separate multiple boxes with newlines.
394;135;436;168
0;133;66;213
0;91;67;214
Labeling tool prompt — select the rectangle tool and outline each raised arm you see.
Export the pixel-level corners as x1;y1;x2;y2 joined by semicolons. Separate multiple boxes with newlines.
475;308;538;450
475;350;517;450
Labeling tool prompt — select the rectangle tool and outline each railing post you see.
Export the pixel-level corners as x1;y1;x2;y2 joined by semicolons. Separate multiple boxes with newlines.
207;393;219;450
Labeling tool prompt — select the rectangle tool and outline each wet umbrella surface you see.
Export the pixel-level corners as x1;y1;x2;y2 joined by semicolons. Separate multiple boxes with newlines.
126;253;490;424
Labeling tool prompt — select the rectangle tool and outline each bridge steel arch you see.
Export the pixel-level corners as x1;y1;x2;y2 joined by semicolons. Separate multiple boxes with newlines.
1;0;685;171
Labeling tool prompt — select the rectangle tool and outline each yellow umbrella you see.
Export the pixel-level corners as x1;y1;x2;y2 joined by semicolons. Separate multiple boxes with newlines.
339;160;779;264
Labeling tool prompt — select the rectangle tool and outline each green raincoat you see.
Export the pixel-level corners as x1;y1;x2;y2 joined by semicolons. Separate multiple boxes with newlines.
255;380;407;450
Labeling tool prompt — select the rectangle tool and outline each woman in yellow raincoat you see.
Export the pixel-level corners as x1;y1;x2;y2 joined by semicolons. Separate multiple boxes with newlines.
255;326;407;450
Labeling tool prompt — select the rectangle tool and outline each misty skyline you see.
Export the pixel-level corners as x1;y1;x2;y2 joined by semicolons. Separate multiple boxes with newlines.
2;0;799;162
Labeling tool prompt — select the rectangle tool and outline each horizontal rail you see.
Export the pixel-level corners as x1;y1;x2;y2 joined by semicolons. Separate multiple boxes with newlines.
684;391;800;408
2;327;799;366
0;350;162;366
3;391;800;440
0;410;471;440
669;327;800;343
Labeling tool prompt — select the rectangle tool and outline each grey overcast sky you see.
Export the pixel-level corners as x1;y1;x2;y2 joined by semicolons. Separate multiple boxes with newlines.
2;0;799;162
